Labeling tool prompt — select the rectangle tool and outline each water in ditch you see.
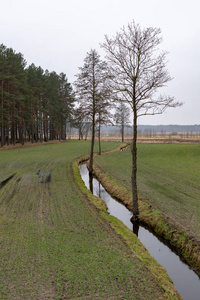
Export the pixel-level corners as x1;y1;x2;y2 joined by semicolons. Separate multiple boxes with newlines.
79;163;200;300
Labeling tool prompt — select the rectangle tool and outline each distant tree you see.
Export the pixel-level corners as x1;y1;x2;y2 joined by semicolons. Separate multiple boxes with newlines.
101;21;182;220
75;49;110;173
73;106;92;140
0;44;7;147
48;72;59;139
73;106;84;140
114;102;130;142
58;72;75;140
96;83;113;154
26;64;45;143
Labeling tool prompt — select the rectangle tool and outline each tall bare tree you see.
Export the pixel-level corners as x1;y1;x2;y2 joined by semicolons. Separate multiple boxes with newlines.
75;49;110;173
101;21;182;220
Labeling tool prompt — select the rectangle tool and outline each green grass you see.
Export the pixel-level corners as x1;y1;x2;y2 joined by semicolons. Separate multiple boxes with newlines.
95;143;200;241
0;141;174;299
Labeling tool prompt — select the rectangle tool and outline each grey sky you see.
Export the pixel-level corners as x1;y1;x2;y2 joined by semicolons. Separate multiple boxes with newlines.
1;0;200;125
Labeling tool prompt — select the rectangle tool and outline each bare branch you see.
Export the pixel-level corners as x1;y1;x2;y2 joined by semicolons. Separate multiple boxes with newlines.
101;20;182;119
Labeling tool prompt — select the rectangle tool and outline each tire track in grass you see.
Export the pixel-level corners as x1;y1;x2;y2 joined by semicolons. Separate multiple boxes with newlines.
0;158;57;299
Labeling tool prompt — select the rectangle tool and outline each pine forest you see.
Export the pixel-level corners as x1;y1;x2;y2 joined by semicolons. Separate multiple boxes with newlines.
0;44;75;147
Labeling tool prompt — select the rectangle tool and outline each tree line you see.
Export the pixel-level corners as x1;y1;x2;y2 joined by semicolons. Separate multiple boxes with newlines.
0;44;75;147
0;44;129;148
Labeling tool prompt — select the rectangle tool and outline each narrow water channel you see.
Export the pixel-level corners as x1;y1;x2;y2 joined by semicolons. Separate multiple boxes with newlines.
79;163;200;300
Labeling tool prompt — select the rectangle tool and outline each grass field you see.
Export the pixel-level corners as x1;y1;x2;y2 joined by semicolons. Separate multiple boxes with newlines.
95;143;200;243
0;141;179;299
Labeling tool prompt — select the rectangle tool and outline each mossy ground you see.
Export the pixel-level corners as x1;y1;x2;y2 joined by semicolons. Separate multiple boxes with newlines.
0;141;180;299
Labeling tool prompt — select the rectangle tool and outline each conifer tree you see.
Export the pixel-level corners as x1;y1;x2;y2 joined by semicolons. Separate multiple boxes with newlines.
0;44;74;146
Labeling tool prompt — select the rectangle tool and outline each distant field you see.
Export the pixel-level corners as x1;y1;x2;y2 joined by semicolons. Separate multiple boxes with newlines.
95;143;200;241
0;141;174;299
70;133;200;144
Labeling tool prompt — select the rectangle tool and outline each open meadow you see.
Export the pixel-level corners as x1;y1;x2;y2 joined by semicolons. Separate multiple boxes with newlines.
94;143;200;262
0;141;180;299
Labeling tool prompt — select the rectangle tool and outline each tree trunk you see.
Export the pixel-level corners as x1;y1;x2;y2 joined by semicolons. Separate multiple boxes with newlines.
98;123;101;155
39;96;43;142
89;61;96;174
31;102;34;143
21;119;24;145
89;173;93;194
122;123;124;143
13;98;16;145
59;121;61;141
1;79;4;147
46;113;48;142
89;115;95;174
131;107;139;221
6;126;9;146
36;114;39;142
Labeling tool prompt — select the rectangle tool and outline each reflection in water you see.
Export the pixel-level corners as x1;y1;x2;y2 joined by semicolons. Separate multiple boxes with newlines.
132;221;139;236
89;173;93;194
79;163;200;300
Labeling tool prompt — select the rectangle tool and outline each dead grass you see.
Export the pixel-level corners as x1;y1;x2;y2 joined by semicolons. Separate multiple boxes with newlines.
69;133;200;144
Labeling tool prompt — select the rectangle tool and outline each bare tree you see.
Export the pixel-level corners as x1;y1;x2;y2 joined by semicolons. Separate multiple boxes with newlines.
75;49;110;173
114;101;130;142
101;21;182;221
96;91;113;154
73;106;92;140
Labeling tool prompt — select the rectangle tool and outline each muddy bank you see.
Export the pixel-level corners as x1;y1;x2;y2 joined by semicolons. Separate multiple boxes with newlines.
92;160;200;277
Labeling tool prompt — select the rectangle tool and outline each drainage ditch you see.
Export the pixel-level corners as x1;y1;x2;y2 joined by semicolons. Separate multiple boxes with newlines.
79;163;200;300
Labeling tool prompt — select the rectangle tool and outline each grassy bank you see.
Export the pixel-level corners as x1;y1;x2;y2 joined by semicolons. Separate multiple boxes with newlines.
94;143;200;274
0;141;180;299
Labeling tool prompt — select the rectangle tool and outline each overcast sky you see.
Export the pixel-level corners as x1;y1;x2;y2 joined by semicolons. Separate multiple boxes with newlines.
1;0;200;125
